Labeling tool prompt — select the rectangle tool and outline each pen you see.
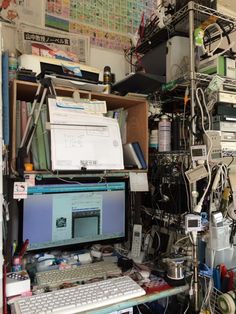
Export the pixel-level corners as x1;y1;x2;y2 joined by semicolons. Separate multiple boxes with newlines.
19;239;29;258
11;240;17;257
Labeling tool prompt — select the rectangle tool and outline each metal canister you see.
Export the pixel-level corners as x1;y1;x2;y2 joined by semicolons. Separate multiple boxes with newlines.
166;259;184;280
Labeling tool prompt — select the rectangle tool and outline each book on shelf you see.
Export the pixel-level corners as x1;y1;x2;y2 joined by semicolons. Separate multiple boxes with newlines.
132;142;147;170
41;104;51;170
123;143;142;169
20;101;31;163
105;107;128;143
34;105;47;170
2;50;9;145
26;102;40;170
17;101;50;171
20;101;28;141
16;100;21;151
123;142;147;169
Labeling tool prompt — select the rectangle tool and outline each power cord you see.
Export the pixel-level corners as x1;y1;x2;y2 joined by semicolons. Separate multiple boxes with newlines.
193;88;212;213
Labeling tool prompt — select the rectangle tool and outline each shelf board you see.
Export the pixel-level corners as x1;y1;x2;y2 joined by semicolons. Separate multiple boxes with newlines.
160;72;236;92
12;80;147;107
21;169;147;181
149;150;189;156
195;72;236;87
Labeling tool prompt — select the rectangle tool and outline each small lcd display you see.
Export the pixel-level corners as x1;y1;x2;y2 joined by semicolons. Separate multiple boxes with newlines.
192;148;204;157
188;219;199;227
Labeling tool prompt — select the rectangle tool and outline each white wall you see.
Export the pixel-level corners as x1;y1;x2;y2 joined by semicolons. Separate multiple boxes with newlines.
90;47;129;82
2;24;17;52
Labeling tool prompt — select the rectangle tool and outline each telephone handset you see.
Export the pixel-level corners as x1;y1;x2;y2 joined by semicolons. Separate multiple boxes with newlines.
131;224;142;258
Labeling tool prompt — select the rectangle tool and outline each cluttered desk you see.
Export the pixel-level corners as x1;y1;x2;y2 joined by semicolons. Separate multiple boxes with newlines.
8;252;189;314
7;246;189;314
6;180;189;314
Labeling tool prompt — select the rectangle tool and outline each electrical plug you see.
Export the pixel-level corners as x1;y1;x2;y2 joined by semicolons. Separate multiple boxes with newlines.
193;201;203;214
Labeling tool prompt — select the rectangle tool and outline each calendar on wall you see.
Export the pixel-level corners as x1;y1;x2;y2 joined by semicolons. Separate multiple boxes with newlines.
45;0;156;51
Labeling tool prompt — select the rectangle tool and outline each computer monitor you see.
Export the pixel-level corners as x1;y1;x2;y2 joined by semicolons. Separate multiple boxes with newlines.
22;181;127;252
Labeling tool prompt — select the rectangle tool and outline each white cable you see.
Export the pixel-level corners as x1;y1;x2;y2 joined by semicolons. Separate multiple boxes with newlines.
212;164;223;191
181;155;190;213
194;88;212;213
197;87;211;130
163;296;169;314
207;91;217;112
200;277;214;313
183;302;189;314
212;163;228;192
136;305;142;314
190;231;198;246
181;94;190;212
182;95;187;150
212;163;229;214
152;230;161;251
174;236;189;246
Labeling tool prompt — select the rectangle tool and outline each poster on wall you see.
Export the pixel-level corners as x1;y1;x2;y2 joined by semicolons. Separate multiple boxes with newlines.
17;24;90;64
45;0;156;51
0;0;43;26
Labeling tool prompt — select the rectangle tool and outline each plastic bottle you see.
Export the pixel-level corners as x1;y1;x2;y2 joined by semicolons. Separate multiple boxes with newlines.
9;52;18;82
149;117;159;150
158;115;171;152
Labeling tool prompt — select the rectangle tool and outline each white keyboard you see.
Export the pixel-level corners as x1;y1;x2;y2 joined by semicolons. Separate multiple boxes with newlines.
36;261;122;287
13;276;146;314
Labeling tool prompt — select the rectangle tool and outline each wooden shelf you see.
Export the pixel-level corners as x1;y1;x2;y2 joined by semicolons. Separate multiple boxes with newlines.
10;80;148;175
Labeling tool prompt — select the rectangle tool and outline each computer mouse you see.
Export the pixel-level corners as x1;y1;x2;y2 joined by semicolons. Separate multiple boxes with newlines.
36;258;55;272
140;270;150;279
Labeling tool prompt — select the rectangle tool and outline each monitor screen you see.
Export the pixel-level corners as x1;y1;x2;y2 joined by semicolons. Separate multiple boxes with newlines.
22;182;127;251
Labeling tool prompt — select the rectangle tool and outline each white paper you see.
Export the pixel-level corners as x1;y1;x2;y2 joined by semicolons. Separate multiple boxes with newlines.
48;98;124;170
48;97;110;125
24;174;35;187
129;172;149;192
50;123;123;170
49;76;106;93
56;97;107;114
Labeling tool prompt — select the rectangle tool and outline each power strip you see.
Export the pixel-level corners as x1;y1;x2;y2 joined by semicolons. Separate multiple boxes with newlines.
185;165;208;184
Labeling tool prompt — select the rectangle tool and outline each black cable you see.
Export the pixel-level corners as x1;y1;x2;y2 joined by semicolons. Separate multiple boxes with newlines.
203;19;234;57
227;155;235;167
230;221;236;245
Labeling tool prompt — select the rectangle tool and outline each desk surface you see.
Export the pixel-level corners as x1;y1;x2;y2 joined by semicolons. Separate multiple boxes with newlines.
84;284;189;314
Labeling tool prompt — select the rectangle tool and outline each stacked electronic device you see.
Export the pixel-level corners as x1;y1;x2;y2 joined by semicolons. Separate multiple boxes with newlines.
213;88;236;156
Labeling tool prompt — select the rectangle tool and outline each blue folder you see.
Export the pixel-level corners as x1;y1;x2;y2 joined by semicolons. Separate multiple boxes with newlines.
2;51;9;145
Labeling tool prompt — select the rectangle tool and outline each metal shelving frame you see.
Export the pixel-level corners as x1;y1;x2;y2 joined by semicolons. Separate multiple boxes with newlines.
137;2;236;312
136;2;236;54
180;2;236;313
